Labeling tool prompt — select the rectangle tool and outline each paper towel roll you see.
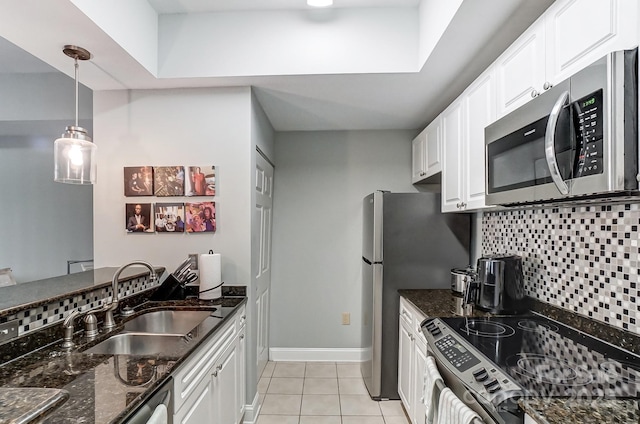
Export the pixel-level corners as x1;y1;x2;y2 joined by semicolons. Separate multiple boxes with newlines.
199;253;222;299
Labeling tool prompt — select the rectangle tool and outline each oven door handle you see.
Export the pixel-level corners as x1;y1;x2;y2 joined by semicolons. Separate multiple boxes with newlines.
545;90;570;195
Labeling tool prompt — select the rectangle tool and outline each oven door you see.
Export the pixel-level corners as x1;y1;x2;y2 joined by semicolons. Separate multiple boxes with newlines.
485;81;574;206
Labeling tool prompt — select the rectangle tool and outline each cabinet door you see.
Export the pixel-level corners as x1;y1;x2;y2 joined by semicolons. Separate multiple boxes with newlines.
411;133;426;183
441;99;465;212
412;336;428;424
496;20;546;118
213;336;240;424
237;327;246;420
545;0;637;84
174;376;214;424
397;318;414;415
425;118;442;176
463;69;495;211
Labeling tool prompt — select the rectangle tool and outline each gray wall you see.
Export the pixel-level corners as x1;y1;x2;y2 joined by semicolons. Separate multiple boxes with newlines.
0;73;93;283
270;130;419;349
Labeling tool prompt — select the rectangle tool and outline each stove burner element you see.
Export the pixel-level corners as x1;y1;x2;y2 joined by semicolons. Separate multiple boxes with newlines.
600;360;640;384
507;353;594;386
517;319;559;333
460;320;515;338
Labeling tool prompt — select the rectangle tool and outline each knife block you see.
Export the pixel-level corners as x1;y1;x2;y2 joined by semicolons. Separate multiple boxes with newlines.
149;274;187;301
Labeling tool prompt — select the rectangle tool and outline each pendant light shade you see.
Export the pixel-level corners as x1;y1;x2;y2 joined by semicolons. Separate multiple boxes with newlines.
54;45;97;185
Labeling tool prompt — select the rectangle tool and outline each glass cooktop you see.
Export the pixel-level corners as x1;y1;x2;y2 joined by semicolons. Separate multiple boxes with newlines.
438;314;640;399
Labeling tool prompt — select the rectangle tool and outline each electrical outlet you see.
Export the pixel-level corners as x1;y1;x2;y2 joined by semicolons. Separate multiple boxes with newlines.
342;313;350;325
188;253;198;270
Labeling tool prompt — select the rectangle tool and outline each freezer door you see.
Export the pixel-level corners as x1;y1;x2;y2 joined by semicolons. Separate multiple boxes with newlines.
362;192;383;263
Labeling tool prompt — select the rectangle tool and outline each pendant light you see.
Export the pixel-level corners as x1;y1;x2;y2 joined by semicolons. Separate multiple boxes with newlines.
54;45;97;185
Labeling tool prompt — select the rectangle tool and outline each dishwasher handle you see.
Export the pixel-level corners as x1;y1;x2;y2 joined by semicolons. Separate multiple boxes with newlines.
123;379;172;424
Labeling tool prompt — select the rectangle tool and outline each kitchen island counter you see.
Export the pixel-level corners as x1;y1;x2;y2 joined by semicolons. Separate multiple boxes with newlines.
0;296;246;424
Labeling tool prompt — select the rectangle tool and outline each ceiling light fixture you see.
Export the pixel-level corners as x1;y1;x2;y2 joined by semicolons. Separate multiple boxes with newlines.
54;45;97;185
307;0;333;7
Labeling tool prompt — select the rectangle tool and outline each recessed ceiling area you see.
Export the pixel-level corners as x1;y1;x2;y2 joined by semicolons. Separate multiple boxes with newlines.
0;0;554;132
147;0;420;13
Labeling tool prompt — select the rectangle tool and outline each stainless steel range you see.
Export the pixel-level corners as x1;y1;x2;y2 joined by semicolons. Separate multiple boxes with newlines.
421;314;640;423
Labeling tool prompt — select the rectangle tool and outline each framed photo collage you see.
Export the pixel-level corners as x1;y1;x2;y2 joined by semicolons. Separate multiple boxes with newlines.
124;166;216;234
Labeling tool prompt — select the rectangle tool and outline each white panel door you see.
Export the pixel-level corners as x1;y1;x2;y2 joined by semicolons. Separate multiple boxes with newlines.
254;152;274;376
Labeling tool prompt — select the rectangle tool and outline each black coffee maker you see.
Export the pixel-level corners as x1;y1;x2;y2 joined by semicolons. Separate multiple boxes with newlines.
473;254;528;314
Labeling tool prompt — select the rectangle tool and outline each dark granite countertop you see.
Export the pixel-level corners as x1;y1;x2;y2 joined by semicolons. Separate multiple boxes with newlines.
519;397;640;424
0;296;246;424
0;387;69;424
398;289;491;318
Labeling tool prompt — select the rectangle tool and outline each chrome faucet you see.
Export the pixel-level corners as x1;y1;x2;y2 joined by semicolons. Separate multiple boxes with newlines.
61;306;103;349
104;261;157;330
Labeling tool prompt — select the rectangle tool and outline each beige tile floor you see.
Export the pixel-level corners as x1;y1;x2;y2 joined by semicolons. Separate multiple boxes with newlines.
256;362;411;424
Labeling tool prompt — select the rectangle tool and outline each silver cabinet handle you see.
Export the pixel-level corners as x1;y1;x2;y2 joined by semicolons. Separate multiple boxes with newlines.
543;81;553;90
531;89;539;98
545;91;570;195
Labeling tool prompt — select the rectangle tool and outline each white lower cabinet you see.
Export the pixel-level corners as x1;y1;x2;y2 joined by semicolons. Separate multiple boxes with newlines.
172;305;247;424
174;376;214;424
398;297;428;424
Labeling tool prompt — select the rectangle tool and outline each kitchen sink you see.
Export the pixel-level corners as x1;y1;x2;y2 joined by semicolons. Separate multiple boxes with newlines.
82;309;215;355
84;333;185;355
122;310;213;335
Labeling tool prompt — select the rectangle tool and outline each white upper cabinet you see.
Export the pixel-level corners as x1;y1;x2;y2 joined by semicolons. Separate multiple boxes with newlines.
463;69;495;211
411;117;442;184
442;67;495;213
496;20;547;117
497;0;637;118
441;98;465;212
545;0;637;83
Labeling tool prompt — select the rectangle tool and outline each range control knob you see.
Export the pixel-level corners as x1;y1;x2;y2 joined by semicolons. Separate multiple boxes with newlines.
484;378;501;393
472;368;488;382
487;382;502;394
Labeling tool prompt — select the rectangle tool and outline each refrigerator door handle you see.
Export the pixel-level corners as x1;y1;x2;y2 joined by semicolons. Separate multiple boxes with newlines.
363;257;372;265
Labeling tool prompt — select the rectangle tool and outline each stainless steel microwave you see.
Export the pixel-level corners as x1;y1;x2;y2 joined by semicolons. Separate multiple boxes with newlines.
485;48;638;206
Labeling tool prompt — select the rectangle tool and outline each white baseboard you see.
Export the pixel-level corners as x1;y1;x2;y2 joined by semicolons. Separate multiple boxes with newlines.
242;393;261;424
269;347;366;362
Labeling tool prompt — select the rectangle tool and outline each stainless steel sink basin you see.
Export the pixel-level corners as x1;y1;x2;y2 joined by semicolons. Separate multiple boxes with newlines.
123;310;213;335
82;309;214;355
84;333;185;355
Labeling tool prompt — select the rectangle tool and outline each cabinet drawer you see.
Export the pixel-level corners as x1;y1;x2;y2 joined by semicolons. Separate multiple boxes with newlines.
237;305;247;329
173;317;237;413
399;298;414;326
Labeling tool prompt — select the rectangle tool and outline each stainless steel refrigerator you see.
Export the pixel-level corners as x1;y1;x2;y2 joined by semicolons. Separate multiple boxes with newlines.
361;191;470;400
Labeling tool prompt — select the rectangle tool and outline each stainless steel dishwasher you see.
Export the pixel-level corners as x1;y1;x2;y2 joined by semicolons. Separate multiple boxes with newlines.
123;377;173;424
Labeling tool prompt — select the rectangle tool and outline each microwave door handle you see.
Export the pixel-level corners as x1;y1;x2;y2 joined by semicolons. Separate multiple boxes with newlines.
544;90;570;195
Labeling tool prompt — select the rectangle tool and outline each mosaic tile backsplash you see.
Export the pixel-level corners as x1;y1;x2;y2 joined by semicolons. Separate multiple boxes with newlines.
1;275;158;338
482;203;640;335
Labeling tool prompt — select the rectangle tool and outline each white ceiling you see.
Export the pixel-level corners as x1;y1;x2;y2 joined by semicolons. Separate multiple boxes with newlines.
0;0;554;132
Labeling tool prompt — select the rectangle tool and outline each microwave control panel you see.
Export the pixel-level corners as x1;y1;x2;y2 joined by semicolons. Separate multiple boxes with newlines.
573;89;603;177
